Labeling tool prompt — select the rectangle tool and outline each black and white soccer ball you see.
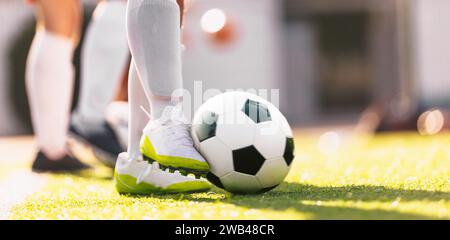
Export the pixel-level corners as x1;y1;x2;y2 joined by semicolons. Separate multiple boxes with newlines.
192;91;295;194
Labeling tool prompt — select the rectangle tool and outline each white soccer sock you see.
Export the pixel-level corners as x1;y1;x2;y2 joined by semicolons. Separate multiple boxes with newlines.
126;0;183;120
148;95;174;120
127;60;150;160
72;0;128;133
26;30;75;160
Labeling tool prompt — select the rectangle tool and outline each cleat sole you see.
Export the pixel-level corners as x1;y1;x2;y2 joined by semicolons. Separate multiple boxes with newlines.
140;136;209;177
143;155;208;179
114;171;210;194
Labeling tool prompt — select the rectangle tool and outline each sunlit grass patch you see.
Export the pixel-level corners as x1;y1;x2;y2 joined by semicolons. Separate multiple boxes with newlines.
8;133;450;219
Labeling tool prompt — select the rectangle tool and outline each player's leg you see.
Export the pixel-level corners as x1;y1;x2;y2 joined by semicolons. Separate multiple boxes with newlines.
126;0;209;176
114;60;210;194
26;0;90;172
70;0;129;168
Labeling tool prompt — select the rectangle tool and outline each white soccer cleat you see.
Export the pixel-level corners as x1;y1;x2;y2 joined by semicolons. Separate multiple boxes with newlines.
140;106;209;177
114;152;211;194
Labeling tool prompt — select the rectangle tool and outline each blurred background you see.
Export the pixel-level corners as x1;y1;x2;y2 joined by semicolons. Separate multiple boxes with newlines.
0;0;449;136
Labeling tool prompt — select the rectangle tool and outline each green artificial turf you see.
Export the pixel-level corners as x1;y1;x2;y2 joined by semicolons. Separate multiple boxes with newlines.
5;133;450;219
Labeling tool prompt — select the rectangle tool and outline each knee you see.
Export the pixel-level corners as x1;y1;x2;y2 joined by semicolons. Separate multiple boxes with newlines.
38;0;82;40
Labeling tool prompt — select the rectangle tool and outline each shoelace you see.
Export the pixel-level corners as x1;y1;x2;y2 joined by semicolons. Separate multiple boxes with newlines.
135;159;183;184
149;106;194;147
165;123;193;147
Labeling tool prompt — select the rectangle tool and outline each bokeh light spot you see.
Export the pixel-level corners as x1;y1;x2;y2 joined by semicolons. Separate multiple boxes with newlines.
317;131;341;155
201;8;227;33
417;109;444;135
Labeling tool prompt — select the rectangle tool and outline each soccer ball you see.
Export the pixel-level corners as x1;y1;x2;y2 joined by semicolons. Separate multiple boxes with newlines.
192;91;295;194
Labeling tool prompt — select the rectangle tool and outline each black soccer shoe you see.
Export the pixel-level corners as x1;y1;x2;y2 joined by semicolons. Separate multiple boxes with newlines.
69;122;123;168
32;151;91;173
